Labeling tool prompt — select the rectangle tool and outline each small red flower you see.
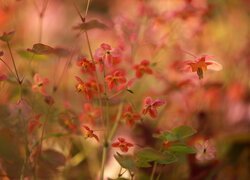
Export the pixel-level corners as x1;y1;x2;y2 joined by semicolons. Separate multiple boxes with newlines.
94;43;121;69
81;125;99;142
60;115;77;132
29;114;42;134
132;60;153;78
79;103;101;125
122;104;141;127
104;70;126;90
44;96;55;106
142;97;165;118
0;74;7;81
75;76;102;100
77;57;96;74
32;73;49;95
182;55;222;79
112;137;133;152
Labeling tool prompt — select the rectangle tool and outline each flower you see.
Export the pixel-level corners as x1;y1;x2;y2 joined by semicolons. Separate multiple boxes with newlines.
0;74;7;81
94;43;121;69
29;114;42;134
44;96;55;106
183;55;222;79
32;73;49;95
112;137;133;152
81;125;99;142
142;97;165;118
104;70;126;90
79;103;101;125
75;76;102;100
194;140;216;161
122;104;141;127
77;57;95;74
132;60;153;78
59;115;77;132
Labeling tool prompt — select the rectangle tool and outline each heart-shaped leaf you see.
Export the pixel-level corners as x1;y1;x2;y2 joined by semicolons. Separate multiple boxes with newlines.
41;149;66;169
169;144;196;154
18;50;51;61
73;20;107;31
114;152;136;171
27;43;54;54
0;31;15;42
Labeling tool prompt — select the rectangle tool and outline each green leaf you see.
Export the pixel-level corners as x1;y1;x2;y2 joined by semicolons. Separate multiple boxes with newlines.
27;43;54;54
153;131;177;142
114;152;136;171
169;144;196;154
41;149;66;168
0;31;15;42
135;160;152;168
135;147;177;165
73;20;108;31
18;50;51;61
172;126;196;140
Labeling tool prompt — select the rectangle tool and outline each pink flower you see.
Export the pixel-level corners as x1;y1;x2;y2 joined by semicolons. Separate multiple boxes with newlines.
194;140;216;161
32;73;49;95
77;57;95;74
104;70;126;90
112;137;133;152
122;104;141;128
94;43;121;69
79;103;101;125
132;60;153;78
142;97;165;118
29;114;42;134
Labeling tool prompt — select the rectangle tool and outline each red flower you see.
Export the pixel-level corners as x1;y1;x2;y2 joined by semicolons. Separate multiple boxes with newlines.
75;76;102;100
142;97;165;118
77;57;95;74
132;60;153;78
122;104;141;127
79;103;101;125
182;55;222;79
60;115;77;132
94;43;121;69
112;137;133;152
0;74;7;81
29;114;42;134
81;125;99;142
104;70;126;90
32;73;49;95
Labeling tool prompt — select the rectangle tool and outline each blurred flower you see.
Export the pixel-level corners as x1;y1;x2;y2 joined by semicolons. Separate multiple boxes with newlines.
81;125;99;142
77;57;95;74
32;73;49;95
132;60;153;78
94;43;121;69
122;104;141;128
79;103;101;126
59;115;76;132
29;114;42;134
9;99;32;119
182;55;222;79
194;140;216;161
112;137;133;152
0;74;7;81
142;97;165;118
44;96;55;106
104;70;126;90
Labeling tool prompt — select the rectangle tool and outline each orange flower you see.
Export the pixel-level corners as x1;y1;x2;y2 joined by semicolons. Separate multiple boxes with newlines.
122;104;141;128
79;103;101;125
32;73;49;95
81;125;99;142
112;137;133;152
183;55;222;79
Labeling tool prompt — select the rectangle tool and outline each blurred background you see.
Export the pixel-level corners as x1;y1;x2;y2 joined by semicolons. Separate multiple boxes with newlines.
0;0;249;179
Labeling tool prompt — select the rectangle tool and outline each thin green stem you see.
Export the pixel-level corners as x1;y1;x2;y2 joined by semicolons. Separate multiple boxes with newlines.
100;146;107;180
85;0;91;18
156;165;163;180
150;162;157;180
0;57;18;81
7;41;20;83
71;0;85;22
20;117;29;180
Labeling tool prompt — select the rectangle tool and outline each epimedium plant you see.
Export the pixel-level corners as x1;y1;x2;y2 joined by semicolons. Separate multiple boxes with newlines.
0;0;223;180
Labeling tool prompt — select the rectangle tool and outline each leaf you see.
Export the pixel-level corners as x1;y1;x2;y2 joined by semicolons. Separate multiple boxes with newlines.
73;20;108;31
0;31;15;42
27;43;54;54
0;51;4;56
18;50;51;61
135;160;152;168
114;152;136;171
169;144;196;154
41;149;66;169
172;126;196;140
135;147;177;165
153;126;196;142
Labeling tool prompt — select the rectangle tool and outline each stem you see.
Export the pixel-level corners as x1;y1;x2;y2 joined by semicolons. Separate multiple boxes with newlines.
71;0;85;22
38;16;43;43
20;117;29;180
100;145;107;180
0;57;18;81
156;165;163;180
85;0;91;18
7;41;20;83
150;162;157;180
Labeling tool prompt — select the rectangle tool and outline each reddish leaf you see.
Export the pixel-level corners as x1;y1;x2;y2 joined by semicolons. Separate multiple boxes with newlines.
0;31;15;42
41;149;66;169
73;20;108;31
27;43;54;54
